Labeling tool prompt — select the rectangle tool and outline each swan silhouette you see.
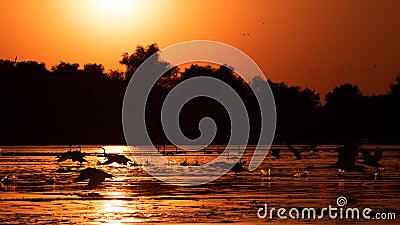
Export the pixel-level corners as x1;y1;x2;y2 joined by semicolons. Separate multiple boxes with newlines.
193;157;199;166
284;142;303;160
212;159;248;177
57;146;86;164
98;147;132;165
302;139;384;177
360;146;384;167
74;168;112;189
329;139;366;172
230;160;248;177
180;159;188;166
270;148;281;159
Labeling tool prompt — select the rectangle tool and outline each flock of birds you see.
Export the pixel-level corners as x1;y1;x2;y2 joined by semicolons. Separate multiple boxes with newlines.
1;146;136;190
0;140;386;190
266;139;385;179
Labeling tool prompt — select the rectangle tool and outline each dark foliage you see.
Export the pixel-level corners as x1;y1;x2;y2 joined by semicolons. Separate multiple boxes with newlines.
0;44;399;145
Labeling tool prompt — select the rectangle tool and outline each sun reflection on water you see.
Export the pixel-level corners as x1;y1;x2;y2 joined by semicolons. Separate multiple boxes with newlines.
98;199;146;224
100;199;133;214
101;146;128;154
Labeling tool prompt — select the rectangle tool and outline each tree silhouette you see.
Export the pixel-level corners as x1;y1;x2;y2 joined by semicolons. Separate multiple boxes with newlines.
51;62;80;77
325;83;363;109
389;75;400;97
0;44;399;145
324;83;366;142
120;43;160;81
107;70;125;81
264;80;322;143
385;75;400;142
83;63;106;79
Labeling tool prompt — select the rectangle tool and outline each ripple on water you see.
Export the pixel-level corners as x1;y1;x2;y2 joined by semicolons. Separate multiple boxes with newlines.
0;145;399;224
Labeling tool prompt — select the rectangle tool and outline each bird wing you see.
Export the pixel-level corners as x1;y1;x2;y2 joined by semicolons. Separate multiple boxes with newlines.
360;148;372;160
372;147;383;163
125;156;132;163
285;142;302;158
341;142;360;169
293;149;302;159
86;169;111;189
232;162;247;173
120;155;131;164
87;176;106;189
57;156;66;162
72;157;87;163
271;148;279;155
74;171;90;182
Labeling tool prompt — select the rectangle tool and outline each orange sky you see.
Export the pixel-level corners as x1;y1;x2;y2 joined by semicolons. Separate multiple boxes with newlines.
1;0;399;96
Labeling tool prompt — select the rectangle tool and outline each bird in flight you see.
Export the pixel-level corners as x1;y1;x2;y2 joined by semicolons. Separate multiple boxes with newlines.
74;168;113;189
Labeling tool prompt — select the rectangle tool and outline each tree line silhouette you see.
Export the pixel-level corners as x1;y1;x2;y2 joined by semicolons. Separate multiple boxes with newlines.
0;43;399;145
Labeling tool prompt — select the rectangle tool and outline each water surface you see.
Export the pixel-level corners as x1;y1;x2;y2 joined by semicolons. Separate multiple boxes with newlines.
0;145;399;224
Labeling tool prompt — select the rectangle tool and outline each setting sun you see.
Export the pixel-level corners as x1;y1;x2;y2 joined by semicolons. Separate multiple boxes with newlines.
96;0;135;15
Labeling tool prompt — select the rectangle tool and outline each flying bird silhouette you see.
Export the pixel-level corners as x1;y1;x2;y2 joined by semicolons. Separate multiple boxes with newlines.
284;142;303;160
360;146;384;167
329;139;366;172
230;160;248;177
57;146;86;164
98;147;132;165
212;159;248;177
270;148;281;159
74;168;112;189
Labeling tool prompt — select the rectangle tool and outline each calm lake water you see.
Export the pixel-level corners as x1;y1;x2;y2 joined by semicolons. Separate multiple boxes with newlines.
0;145;399;224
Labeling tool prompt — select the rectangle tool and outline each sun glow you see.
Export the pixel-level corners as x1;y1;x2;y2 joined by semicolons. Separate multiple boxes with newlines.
81;0;155;31
97;0;135;15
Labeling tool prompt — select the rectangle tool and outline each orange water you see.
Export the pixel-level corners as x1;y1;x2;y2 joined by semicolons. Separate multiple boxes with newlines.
0;145;399;224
